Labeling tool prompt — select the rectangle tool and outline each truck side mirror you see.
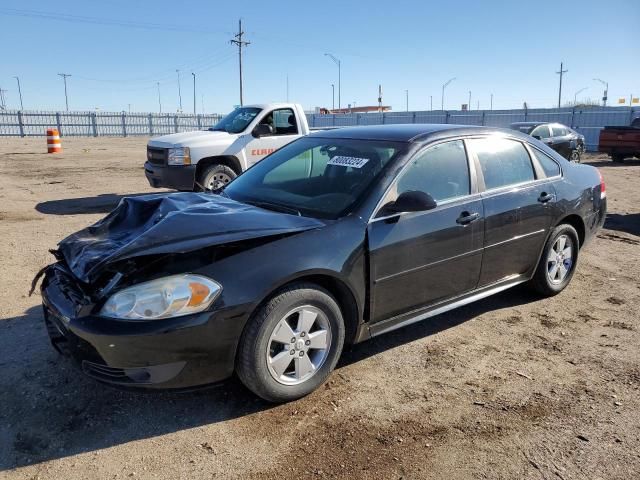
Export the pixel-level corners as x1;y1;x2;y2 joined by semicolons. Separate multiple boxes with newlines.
252;124;273;138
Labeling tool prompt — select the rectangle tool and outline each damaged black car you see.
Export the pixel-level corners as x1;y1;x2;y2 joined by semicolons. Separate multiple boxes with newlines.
40;125;606;402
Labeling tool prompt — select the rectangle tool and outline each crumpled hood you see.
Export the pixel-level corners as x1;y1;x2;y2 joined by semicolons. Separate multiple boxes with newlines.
58;193;324;283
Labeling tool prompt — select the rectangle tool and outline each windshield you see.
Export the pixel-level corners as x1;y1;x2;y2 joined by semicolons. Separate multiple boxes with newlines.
209;107;262;134
224;137;406;219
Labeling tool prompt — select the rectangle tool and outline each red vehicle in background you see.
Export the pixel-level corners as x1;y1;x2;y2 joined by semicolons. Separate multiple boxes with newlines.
598;117;640;163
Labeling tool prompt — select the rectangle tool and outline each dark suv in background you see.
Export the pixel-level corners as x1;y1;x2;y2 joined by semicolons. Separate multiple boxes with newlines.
511;122;585;162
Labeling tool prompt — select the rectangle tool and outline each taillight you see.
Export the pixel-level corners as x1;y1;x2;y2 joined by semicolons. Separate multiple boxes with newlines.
599;170;606;199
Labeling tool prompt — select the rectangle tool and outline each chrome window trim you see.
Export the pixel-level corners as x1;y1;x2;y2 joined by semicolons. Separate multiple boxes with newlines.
525;144;563;180
368;136;475;224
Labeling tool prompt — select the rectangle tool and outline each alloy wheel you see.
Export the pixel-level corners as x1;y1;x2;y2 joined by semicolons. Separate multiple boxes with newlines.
266;305;332;385
547;234;573;284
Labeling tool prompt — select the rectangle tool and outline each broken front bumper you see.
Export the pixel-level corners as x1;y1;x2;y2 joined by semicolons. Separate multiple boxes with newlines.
41;265;242;390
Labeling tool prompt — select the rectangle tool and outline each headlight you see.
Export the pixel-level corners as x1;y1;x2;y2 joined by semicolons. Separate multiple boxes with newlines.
168;147;191;165
100;274;221;320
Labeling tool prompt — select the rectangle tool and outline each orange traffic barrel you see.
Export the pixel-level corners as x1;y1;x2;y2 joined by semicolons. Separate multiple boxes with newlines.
47;128;62;153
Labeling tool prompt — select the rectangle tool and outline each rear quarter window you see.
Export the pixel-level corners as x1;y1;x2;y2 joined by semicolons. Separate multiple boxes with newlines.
530;148;561;178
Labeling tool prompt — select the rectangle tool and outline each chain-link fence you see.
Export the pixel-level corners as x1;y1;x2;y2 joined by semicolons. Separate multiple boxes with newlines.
0;110;223;137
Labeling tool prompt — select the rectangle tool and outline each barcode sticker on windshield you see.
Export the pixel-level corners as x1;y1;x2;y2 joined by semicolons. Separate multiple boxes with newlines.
327;156;370;168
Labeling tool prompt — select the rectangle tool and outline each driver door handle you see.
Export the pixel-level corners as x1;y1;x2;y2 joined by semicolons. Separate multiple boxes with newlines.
456;211;480;225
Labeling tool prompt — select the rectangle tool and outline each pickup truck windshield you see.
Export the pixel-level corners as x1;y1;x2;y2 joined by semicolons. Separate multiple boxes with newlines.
223;137;405;219
209;107;262;134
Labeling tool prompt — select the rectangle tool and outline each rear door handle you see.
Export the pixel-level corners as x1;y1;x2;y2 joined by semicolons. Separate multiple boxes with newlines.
456;211;480;225
538;192;555;203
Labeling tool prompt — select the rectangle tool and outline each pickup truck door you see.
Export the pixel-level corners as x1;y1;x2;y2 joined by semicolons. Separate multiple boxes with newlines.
243;108;301;167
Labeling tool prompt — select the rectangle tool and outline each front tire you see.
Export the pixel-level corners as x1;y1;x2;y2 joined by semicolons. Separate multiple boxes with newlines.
236;283;345;403
529;224;579;297
198;163;236;191
570;149;581;163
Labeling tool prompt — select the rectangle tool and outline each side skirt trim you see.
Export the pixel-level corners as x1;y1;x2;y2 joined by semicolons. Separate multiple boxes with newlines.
368;274;528;338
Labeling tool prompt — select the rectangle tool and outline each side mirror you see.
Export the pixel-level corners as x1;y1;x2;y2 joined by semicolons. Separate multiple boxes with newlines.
388;191;437;214
252;124;273;138
532;135;542;140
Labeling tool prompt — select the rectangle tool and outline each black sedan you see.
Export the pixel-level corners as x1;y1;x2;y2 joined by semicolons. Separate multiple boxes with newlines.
40;125;606;402
510;122;585;161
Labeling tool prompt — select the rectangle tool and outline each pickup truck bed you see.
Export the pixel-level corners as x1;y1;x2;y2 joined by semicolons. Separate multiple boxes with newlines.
598;125;640;162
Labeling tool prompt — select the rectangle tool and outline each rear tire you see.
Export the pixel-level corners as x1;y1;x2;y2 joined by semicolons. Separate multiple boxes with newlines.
529;224;579;297
198;163;236;191
236;283;345;403
570;149;581;163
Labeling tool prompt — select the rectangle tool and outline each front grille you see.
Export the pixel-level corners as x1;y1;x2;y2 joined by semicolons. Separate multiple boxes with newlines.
147;147;167;165
82;361;152;384
51;266;87;307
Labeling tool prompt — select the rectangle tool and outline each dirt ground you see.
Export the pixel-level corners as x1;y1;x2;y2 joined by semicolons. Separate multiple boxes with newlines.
0;137;638;480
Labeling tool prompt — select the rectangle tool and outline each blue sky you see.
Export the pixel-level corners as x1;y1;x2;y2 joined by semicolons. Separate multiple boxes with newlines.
1;0;638;113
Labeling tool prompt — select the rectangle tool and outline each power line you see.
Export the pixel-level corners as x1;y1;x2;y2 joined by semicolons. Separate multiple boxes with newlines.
230;19;250;106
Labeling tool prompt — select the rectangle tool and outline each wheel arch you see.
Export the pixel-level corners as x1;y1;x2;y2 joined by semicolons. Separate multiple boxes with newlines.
195;155;243;180
248;271;362;347
556;214;585;248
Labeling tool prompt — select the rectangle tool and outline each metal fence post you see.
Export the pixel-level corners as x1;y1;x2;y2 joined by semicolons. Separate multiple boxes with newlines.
148;114;153;136
55;112;62;136
445;111;450;124
571;107;575;128
412;112;416;124
481;111;486;126
91;113;98;137
122;112;127;137
197;114;202;130
17;111;25;137
174;115;179;133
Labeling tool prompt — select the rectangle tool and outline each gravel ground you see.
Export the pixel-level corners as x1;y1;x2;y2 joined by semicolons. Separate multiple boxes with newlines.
0;137;638;480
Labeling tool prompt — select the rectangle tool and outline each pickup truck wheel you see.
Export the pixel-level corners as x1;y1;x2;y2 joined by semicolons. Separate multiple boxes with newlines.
199;164;236;191
236;283;345;403
529;224;579;297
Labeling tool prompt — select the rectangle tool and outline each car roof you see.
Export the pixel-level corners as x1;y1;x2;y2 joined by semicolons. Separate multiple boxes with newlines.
308;124;506;143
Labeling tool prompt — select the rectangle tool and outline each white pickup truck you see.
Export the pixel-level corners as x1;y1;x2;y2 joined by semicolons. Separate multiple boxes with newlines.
144;103;310;191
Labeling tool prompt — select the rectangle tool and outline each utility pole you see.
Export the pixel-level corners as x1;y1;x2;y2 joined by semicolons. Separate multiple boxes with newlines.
58;73;71;111
378;85;383;113
490;93;493;111
192;72;196;114
13;76;23;110
0;88;7;110
325;53;341;110
441;77;456;110
230;19;250;106
405;89;409;112
157;82;162;113
331;84;335;110
556;62;568;108
468;91;471;110
176;70;182;112
430;95;433;111
593;78;608;107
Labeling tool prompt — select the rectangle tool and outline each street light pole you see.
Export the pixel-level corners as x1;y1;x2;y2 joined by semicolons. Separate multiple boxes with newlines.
157;82;162;113
593;78;608;107
192;72;196;115
490;93;493;111
573;87;588;105
57;73;71;111
556;62;568;108
331;84;335;110
430;95;433;111
13;76;23;110
176;70;182;112
441;77;456;110
405;90;409;112
325;54;341;110
468;90;471;110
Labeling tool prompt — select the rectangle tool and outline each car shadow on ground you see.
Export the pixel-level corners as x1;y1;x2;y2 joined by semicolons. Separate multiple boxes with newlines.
584;158;640;168
35;193;158;215
604;213;640;237
0;286;540;471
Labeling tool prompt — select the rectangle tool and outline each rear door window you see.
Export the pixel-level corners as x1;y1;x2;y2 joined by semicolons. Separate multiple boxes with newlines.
552;125;568;137
469;137;535;190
